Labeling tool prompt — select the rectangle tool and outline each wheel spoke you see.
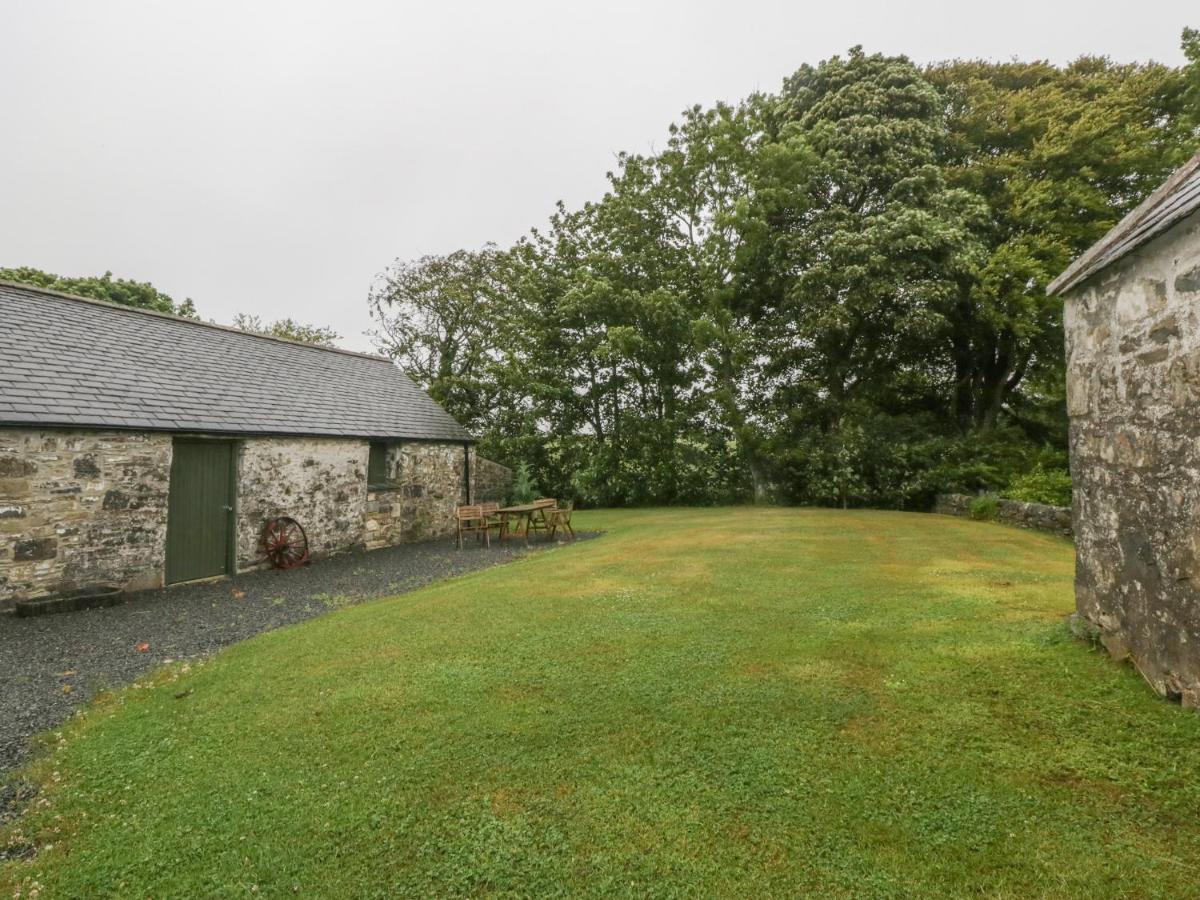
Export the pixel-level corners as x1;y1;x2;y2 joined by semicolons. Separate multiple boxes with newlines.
262;517;308;569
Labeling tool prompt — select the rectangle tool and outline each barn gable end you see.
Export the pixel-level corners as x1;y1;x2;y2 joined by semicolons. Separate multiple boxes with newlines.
1052;150;1200;708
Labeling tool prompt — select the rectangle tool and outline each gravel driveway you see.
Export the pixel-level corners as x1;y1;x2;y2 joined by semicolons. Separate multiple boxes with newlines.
0;533;594;777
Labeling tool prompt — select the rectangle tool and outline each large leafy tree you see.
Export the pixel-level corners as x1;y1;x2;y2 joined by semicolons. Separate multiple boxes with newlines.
1;266;197;317
745;49;986;505
573;101;773;500
638;99;790;500
766;48;984;422
368;246;511;434
927;52;1196;432
368;35;1199;508
501;99;793;503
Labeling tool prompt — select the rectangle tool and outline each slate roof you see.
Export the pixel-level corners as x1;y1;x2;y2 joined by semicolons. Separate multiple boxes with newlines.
0;280;473;442
1048;149;1200;296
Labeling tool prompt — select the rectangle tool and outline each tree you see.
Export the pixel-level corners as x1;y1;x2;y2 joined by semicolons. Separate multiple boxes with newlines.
231;313;341;347
626;99;787;501
764;48;985;439
926;53;1195;432
1;266;197;317
364;37;1199;509
1183;27;1200;131
368;246;510;433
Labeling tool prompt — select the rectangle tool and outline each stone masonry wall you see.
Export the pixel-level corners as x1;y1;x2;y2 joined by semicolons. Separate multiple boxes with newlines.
932;494;1073;539
364;442;472;549
2;431;473;602
0;428;171;606
1063;207;1200;709
235;437;369;570
474;456;513;504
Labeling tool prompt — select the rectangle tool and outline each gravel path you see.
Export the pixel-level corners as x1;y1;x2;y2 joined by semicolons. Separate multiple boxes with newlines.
0;533;596;777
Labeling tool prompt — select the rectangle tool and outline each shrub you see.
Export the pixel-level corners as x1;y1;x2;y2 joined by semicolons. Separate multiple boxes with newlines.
1005;466;1072;507
507;462;538;504
969;494;1000;521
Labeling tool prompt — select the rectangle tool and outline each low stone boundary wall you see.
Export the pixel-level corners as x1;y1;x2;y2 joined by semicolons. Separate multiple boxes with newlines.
933;493;1073;539
474;457;513;504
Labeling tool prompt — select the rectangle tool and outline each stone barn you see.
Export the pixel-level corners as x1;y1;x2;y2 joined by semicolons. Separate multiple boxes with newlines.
0;280;506;608
1049;150;1200;709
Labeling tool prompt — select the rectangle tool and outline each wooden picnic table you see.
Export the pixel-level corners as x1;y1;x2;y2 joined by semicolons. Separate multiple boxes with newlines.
495;503;549;545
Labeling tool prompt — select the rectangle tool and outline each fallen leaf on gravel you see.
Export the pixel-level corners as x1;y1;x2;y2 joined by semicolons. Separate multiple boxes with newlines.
135;642;150;653
231;589;246;600
56;670;77;678
61;685;72;694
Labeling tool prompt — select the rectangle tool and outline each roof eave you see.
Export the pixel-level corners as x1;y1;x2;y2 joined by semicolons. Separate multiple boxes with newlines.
0;418;475;444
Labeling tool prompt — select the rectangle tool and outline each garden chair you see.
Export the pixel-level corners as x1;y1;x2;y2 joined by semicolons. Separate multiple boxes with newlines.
455;505;490;549
528;498;557;539
545;501;575;540
480;501;506;540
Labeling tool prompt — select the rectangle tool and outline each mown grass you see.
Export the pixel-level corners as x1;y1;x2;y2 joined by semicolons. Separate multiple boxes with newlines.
3;508;1200;898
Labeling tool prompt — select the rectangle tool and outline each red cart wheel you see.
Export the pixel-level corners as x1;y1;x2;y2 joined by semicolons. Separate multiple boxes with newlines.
261;517;310;569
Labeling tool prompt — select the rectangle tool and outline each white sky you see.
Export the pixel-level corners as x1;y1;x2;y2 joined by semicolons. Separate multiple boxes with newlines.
1;1;1194;351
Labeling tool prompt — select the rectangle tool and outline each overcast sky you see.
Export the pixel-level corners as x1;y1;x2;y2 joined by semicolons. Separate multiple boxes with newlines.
1;2;1194;352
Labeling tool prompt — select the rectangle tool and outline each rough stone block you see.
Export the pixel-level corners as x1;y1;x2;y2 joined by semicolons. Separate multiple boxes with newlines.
1176;264;1200;294
14;537;57;562
0;428;171;605
0;457;37;477
1182;686;1200;711
73;455;101;478
1065;373;1091;416
1100;631;1130;661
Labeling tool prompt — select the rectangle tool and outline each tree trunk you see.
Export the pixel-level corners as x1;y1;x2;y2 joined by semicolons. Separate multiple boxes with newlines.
715;346;768;503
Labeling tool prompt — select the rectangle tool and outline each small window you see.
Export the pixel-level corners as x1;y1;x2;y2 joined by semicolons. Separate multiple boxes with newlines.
368;442;389;488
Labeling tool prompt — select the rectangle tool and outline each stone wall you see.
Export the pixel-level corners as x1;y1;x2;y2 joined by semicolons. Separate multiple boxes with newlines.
363;442;472;549
2;430;473;603
474;456;512;503
235;437;369;570
932;494;1073;539
1063;207;1200;709
0;428;171;606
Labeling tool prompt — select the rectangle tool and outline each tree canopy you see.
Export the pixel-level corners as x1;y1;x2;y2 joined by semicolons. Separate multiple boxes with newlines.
3;267;342;348
370;36;1199;509
1;266;197;317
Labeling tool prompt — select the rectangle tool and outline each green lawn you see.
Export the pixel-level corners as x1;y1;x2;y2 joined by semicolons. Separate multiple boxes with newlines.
4;508;1200;898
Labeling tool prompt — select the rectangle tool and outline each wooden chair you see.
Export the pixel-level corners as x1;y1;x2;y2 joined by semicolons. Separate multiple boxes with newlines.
546;501;575;540
528;498;556;539
455;505;490;549
479;501;505;540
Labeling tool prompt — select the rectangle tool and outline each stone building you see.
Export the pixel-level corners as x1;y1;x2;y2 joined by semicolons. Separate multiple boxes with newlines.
0;280;505;608
1049;150;1200;709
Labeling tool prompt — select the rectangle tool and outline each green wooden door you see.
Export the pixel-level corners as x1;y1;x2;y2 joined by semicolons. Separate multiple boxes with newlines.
165;440;236;584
